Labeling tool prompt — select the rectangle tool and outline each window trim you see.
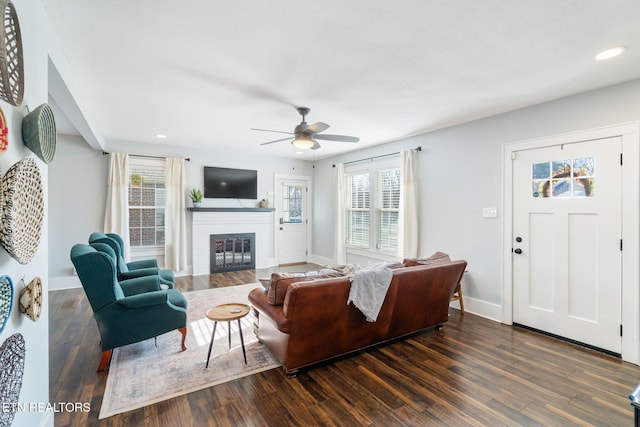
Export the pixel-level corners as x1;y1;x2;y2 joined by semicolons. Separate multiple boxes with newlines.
128;156;166;250
344;157;401;258
345;170;370;248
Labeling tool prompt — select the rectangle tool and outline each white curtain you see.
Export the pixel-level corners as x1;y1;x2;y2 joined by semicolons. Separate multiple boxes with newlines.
400;149;419;258
334;163;347;265
104;152;130;260
164;157;187;271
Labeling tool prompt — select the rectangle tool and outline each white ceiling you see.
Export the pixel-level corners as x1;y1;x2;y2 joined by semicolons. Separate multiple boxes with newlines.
44;0;640;159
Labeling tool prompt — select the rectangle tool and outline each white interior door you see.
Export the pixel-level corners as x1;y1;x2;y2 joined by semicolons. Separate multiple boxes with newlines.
276;177;309;265
512;137;622;354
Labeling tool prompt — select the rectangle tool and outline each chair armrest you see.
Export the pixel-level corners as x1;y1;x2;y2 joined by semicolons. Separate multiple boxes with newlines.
117;290;168;309
119;276;161;296
119;267;160;280
128;259;158;269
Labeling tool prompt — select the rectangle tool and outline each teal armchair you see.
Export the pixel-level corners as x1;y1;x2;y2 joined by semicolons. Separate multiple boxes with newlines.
70;243;187;372
88;232;175;288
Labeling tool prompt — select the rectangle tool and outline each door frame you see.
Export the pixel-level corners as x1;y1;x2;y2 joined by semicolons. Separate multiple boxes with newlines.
274;173;312;266
501;121;640;364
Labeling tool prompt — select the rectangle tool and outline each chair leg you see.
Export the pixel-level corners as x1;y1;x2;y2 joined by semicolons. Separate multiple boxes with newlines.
97;350;112;372
179;327;187;351
451;282;465;313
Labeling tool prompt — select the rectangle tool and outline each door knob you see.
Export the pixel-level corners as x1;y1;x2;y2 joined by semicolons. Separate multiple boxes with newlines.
514;248;523;254
515;236;522;243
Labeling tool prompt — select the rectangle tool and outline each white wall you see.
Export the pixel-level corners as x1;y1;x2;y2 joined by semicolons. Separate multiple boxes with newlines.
0;1;52;426
48;134;106;286
312;78;640;318
48;138;314;287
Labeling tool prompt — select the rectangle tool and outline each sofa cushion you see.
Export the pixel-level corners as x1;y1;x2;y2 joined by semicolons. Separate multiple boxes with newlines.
267;268;343;305
402;251;451;267
259;277;271;289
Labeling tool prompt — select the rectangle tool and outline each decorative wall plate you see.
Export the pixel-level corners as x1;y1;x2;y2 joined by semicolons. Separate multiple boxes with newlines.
22;103;56;164
0;275;12;334
0;333;25;427
0;158;44;264
18;276;41;321
0;0;23;106
0;106;8;154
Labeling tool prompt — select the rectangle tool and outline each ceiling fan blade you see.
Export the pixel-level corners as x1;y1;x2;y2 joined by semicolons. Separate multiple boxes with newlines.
314;134;360;143
303;122;330;135
310;141;322;150
251;128;293;135
260;136;294;146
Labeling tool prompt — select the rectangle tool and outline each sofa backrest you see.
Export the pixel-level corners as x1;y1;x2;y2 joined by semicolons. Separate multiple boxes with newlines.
387;260;467;337
283;260;465;328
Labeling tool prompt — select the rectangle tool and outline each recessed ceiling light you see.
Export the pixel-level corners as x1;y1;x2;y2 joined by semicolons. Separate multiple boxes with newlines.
595;46;626;61
155;133;167;139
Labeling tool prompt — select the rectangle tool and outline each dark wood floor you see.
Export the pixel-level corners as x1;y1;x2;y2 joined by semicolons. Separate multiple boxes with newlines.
50;265;640;426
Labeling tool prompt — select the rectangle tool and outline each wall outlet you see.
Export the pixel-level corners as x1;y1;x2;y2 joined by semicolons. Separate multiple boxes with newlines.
482;207;498;218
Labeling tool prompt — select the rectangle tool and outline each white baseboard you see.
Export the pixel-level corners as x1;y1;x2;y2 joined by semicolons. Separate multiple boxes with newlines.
49;276;82;291
310;254;334;267
450;295;502;322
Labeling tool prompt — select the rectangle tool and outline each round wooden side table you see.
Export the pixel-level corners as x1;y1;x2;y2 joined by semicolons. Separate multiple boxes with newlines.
205;303;250;368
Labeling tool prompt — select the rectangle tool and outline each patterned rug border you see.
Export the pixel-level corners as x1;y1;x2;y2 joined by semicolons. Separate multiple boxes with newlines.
99;283;279;419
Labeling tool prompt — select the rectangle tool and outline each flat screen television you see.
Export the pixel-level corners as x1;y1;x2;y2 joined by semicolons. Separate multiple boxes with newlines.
203;166;258;199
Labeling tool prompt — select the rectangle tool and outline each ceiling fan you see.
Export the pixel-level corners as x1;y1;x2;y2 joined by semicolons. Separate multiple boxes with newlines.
253;107;359;150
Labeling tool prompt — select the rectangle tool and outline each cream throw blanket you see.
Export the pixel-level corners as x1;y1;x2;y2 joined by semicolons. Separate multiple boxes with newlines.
347;262;394;322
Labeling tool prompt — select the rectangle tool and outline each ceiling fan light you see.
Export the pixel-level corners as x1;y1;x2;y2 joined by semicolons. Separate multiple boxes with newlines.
292;134;314;149
595;46;626;61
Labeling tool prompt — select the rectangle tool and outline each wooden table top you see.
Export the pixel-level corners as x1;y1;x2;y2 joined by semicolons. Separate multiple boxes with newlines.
206;303;250;321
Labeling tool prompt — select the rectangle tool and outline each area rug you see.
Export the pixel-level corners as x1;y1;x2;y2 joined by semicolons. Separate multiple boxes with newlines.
99;283;279;419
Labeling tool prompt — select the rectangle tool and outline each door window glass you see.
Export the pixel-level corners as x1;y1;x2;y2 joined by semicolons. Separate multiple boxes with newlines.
531;157;595;198
282;184;303;223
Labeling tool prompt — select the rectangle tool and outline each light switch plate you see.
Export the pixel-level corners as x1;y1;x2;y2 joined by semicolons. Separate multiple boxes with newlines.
482;207;498;218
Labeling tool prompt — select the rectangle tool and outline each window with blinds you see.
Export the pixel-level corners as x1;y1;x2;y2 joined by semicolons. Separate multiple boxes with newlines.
346;172;370;247
376;169;400;251
345;165;401;254
129;158;165;247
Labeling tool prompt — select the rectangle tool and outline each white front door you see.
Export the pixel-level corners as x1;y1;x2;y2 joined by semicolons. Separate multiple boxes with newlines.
512;137;622;354
276;177;310;265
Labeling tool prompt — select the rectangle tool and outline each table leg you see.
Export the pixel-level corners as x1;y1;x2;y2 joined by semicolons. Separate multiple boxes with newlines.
238;318;247;364
205;321;218;369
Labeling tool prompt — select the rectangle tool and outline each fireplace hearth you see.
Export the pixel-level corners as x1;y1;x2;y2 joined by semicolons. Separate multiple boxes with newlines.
210;233;255;273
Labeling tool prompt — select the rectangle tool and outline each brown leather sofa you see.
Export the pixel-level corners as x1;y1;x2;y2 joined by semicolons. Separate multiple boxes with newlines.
248;259;467;377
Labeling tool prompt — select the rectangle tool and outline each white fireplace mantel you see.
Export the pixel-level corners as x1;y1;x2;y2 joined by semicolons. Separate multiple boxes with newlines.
190;208;275;276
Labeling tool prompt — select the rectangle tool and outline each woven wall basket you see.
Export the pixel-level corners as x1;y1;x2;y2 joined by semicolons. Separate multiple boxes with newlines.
0;275;12;334
0;0;23;106
0;106;8;154
18;276;41;321
22;103;56;164
0;333;25;427
0;157;44;264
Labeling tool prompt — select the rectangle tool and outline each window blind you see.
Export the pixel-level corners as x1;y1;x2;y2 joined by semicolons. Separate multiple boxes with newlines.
129;158;166;247
347;172;370;247
376;169;400;251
